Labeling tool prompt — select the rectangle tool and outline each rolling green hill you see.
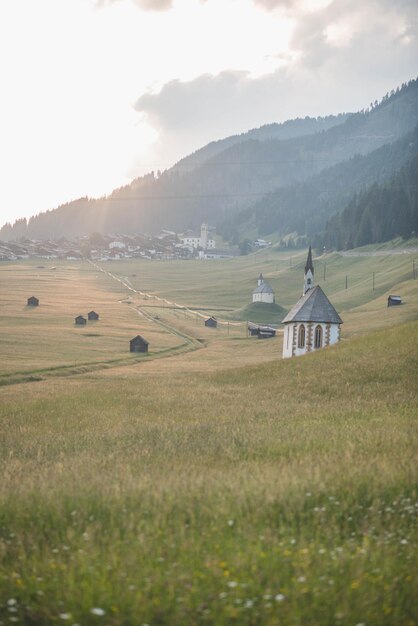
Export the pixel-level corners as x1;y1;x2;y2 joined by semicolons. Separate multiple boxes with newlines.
226;301;287;324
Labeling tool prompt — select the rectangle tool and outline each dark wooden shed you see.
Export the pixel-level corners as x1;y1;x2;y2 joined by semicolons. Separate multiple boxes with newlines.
27;296;39;307
248;323;276;338
387;295;402;307
205;316;217;328
88;311;99;321
130;335;149;353
75;315;87;325
258;329;276;339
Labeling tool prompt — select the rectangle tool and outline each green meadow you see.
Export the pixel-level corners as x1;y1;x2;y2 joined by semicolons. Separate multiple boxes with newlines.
0;245;417;625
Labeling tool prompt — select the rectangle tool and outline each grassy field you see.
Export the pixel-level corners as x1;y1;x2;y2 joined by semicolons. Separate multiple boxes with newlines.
0;248;417;625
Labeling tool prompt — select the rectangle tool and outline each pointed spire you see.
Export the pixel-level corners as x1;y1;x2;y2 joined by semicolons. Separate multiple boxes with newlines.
305;246;314;275
258;273;264;286
303;246;314;295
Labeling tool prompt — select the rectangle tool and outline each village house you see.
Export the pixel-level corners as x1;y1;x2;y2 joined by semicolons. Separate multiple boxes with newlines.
88;311;99;321
205;316;218;328
252;273;275;304
75;315;87;326
282;247;343;358
27;296;39;306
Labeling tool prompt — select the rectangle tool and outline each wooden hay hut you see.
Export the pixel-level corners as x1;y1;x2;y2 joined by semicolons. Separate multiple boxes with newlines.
387;295;402;307
248;323;276;338
88;310;99;321
75;315;87;325
130;335;149;353
205;316;217;328
258;326;276;339
27;296;39;307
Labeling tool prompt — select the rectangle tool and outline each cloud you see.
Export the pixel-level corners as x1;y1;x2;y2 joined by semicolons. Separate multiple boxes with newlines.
133;0;418;171
253;0;297;8
95;0;172;10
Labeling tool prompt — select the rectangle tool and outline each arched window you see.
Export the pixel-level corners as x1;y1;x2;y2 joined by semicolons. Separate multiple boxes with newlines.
314;325;322;349
298;324;305;348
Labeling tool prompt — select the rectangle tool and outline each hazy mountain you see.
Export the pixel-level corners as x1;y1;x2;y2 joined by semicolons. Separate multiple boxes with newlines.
219;124;418;242
319;154;418;249
1;78;417;242
172;114;350;174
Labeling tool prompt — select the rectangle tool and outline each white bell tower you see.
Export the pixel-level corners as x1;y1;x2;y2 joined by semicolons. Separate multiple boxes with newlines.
200;222;208;250
303;246;314;295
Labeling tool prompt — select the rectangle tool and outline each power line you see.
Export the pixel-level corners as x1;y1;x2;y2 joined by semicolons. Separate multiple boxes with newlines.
94;185;418;202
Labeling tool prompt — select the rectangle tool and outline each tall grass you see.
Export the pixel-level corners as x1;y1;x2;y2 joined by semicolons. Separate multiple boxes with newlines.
0;322;417;625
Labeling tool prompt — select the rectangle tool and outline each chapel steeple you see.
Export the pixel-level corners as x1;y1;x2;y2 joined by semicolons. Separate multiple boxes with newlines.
303;246;314;295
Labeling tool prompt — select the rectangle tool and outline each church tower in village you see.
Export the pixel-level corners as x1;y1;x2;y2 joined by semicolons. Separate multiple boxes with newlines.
200;222;208;250
303;245;314;295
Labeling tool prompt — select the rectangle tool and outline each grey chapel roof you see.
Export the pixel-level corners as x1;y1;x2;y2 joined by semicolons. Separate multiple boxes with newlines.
282;285;343;324
253;280;274;294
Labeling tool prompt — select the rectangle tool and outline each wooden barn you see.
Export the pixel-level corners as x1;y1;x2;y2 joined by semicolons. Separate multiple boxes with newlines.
88;310;99;320
27;296;39;307
248;323;276;338
387;295;402;307
130;335;149;353
75;315;87;325
205;316;217;328
258;327;276;339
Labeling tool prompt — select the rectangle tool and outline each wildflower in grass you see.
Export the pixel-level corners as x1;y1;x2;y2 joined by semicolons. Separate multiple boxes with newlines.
90;607;106;616
7;600;17;606
297;576;306;583
228;519;235;527
59;613;71;620
227;581;238;588
244;600;254;608
400;539;408;544
275;594;285;602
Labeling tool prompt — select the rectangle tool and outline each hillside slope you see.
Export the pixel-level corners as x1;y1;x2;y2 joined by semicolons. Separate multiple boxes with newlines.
219;123;418;242
2;78;417;241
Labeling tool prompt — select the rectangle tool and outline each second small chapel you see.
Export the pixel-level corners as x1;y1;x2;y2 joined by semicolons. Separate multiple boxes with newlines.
281;247;343;358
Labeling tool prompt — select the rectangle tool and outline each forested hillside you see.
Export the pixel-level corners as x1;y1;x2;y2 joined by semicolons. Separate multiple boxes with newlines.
219;124;418;242
1;78;417;243
172;113;349;174
319;155;418;249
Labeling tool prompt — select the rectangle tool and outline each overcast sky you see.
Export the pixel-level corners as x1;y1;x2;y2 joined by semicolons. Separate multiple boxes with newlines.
0;0;417;228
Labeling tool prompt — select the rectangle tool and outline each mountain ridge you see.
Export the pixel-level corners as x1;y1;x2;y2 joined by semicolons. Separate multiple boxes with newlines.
2;78;417;243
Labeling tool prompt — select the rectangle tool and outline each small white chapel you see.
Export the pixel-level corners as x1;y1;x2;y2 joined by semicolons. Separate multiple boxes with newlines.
281;247;343;358
252;273;275;304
